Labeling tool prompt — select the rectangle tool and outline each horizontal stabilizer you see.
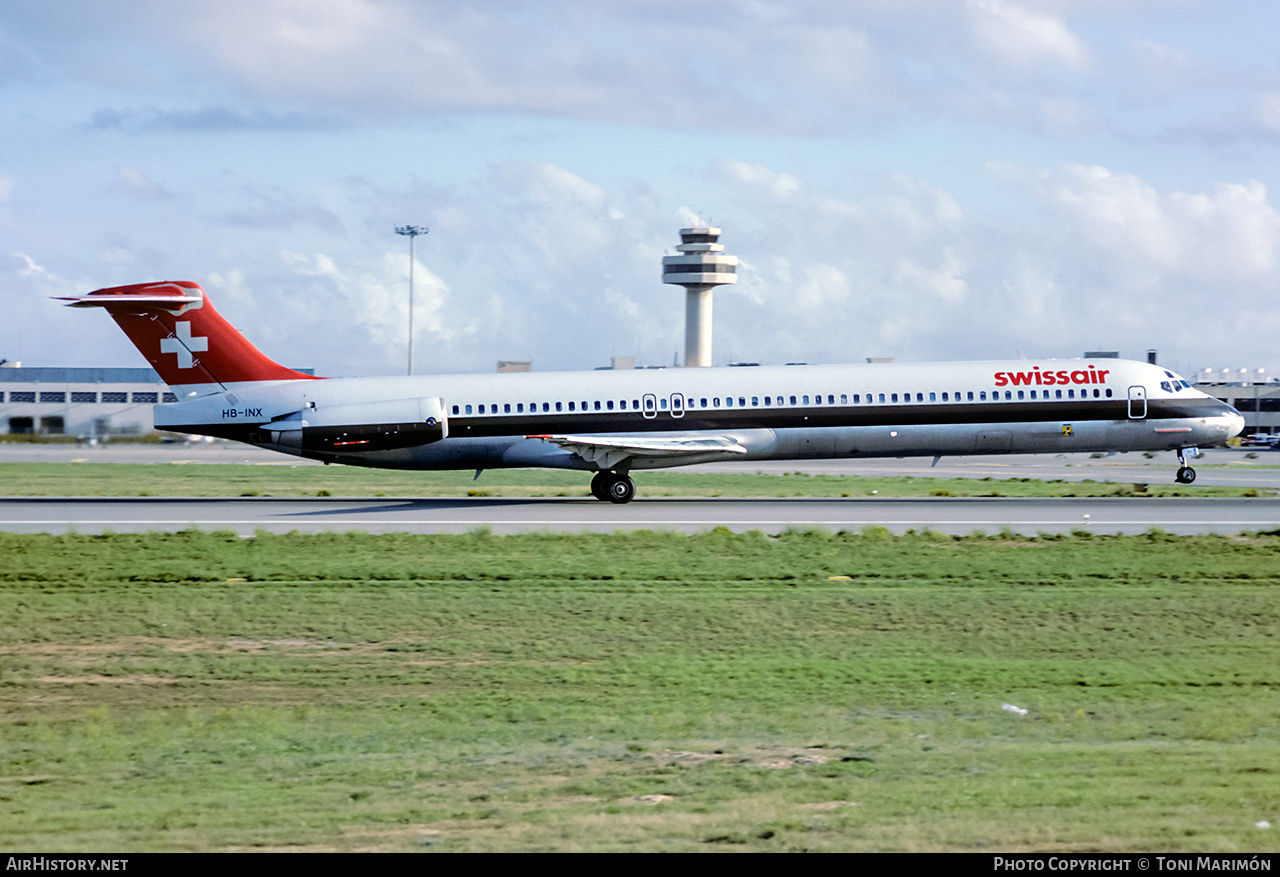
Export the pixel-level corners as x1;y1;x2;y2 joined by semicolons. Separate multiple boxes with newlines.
57;293;203;310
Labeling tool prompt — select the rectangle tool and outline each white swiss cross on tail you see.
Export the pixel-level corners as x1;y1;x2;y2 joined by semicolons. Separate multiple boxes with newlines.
159;321;209;368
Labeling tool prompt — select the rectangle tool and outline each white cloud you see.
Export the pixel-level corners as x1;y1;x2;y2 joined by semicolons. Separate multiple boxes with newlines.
1254;93;1280;137
1021;164;1280;282
1133;36;1192;80
967;0;1090;70
114;166;172;199
894;248;968;305
278;248;460;356
719;160;805;199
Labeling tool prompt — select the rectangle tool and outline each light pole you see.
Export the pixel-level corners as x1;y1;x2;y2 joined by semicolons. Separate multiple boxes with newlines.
395;225;428;375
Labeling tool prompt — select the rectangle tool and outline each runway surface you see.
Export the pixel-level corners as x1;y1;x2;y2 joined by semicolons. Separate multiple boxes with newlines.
4;441;1279;486
4;495;1279;536
4;441;1279;536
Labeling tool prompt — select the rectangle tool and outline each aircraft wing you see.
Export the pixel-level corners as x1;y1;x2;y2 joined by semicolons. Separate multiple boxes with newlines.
527;433;749;470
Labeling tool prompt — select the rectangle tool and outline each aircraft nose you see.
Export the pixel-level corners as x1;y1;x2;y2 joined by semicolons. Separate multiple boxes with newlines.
1227;411;1245;439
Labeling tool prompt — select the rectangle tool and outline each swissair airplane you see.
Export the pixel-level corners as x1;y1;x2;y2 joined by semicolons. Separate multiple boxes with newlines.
61;280;1245;502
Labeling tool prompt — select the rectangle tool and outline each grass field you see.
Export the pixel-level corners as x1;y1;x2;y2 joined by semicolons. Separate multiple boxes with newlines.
0;461;1272;498
2;528;1279;852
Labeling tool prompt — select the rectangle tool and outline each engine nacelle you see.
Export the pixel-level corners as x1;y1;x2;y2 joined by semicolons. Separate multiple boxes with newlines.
269;396;448;454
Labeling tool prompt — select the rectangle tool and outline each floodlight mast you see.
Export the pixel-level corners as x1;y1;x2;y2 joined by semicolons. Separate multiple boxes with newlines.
395;225;429;375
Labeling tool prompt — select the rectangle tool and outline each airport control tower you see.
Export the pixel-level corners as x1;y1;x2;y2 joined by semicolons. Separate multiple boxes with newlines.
661;227;738;367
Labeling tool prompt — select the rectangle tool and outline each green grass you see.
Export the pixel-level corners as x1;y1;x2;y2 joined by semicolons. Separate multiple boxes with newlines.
2;529;1279;851
0;461;1272;498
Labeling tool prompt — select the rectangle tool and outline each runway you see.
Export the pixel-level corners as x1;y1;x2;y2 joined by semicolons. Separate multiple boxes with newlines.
4;441;1279;486
4;495;1279;536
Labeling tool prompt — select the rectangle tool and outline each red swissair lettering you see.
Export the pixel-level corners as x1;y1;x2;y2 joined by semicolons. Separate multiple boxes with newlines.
993;366;1110;387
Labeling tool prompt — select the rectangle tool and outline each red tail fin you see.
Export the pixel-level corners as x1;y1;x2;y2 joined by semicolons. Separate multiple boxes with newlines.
59;281;320;390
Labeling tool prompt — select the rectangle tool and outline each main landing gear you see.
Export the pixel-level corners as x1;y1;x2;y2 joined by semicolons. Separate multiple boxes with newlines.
1175;448;1197;485
591;470;636;504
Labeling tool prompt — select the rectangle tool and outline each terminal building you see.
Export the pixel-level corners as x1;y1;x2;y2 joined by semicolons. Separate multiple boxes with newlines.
1;365;178;437
1193;369;1280;438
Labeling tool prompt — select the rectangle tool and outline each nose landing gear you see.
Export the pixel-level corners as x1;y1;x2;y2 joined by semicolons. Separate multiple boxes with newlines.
1175;448;1197;484
590;470;636;503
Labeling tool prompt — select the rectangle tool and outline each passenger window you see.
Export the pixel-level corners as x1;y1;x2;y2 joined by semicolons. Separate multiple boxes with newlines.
504;403;511;413
594;401;601;411
1017;391;1025;400
929;392;936;402
891;393;899;403
967;391;974;401
941;393;948;401
752;396;759;406
452;405;459;415
764;396;771;406
713;397;721;407
465;404;473;414
478;404;485;414
879;393;886;403
556;402;563;412
660;398;668;409
803;395;810;405
852;394;859;404
739;397;746;407
979;392;986;401
607;400;614;410
790;396;797;406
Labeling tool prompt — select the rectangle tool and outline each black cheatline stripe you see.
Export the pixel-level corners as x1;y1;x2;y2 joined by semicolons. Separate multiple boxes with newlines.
174;397;1235;446
448;398;1234;437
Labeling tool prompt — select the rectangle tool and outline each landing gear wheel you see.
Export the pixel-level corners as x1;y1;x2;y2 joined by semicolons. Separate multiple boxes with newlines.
1176;466;1196;484
606;474;636;504
590;471;609;501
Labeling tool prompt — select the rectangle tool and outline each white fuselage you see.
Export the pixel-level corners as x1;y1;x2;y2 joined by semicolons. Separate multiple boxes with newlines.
154;358;1244;473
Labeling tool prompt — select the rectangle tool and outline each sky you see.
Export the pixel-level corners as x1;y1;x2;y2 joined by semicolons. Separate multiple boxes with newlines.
3;0;1279;381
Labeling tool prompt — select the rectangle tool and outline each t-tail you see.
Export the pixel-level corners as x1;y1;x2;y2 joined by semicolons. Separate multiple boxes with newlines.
57;281;320;395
